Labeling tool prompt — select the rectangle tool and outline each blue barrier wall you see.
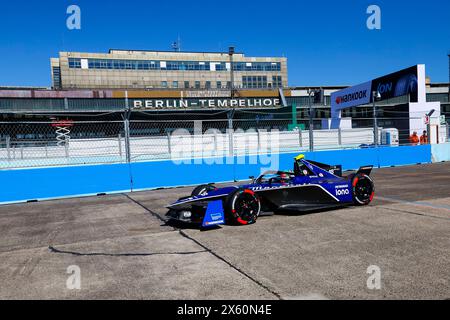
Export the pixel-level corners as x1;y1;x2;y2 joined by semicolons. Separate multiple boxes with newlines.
233;145;431;181
130;156;236;191
431;143;450;162
0;145;432;204
0;163;131;204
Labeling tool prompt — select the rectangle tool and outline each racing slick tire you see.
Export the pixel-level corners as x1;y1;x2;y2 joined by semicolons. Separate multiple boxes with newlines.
352;173;375;205
191;184;216;196
224;189;261;225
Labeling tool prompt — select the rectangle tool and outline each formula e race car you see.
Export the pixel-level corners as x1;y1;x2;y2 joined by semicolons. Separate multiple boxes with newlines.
166;155;375;227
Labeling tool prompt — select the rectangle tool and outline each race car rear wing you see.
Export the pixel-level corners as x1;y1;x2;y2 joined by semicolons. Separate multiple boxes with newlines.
356;165;373;176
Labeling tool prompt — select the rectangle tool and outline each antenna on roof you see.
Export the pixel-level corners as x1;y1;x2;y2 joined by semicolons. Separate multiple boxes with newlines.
172;35;181;52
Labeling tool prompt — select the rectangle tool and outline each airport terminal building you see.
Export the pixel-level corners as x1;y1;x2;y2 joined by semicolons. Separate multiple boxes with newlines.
50;49;288;90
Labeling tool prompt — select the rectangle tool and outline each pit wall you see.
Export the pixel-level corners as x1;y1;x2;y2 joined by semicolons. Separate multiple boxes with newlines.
0;145;434;204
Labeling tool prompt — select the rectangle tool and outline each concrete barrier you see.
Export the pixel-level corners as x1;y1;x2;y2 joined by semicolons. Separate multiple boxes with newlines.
431;143;450;162
233;145;431;181
0;163;132;204
130;156;236;191
0;145;432;204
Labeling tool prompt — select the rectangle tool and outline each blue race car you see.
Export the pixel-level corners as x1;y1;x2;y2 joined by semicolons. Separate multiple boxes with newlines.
166;154;375;227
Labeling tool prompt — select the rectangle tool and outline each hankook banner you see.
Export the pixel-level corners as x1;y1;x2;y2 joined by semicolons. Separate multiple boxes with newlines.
331;65;419;112
331;81;372;110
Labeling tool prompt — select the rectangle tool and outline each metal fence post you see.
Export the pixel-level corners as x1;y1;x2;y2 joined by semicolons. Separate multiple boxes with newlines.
118;133;123;158
123;91;131;163
308;94;314;152
167;132;172;155
257;129;261;152
372;91;379;146
124;119;131;163
6;136;10;160
64;136;69;158
228;110;234;157
298;129;302;148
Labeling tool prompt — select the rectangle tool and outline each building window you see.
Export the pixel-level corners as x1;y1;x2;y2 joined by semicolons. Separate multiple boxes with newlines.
184;81;190;89
233;62;281;71
161;81;167;88
215;63;227;71
216;81;222;89
68;58;81;68
242;76;267;89
226;81;231;89
67;58;282;72
195;81;201;89
172;81;178;88
205;81;211;89
272;76;282;88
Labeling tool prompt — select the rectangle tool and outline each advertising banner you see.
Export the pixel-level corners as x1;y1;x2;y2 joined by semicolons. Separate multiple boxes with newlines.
370;65;418;103
331;65;419;112
331;81;372;111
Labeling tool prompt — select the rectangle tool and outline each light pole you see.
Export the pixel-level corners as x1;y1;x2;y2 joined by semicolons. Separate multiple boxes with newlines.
372;91;381;146
228;46;235;98
426;109;435;144
123;90;131;163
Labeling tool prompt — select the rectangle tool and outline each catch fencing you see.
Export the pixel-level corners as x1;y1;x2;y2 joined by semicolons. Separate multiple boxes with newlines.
0;117;448;169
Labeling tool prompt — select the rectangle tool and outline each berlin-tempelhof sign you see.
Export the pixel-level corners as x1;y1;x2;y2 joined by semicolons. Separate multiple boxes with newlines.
133;97;281;109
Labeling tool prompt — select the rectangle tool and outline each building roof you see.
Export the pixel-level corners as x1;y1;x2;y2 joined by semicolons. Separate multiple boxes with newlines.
108;49;244;55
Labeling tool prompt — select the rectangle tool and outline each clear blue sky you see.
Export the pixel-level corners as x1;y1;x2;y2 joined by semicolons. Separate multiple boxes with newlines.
0;0;449;87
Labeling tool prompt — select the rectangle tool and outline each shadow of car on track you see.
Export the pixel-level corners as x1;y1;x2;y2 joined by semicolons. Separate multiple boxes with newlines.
163;219;223;232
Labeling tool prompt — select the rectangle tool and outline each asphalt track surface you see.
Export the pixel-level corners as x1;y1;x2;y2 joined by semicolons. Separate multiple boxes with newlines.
0;162;449;299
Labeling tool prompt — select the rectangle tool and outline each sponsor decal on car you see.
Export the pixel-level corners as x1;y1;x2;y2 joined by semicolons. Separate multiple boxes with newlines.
335;184;350;196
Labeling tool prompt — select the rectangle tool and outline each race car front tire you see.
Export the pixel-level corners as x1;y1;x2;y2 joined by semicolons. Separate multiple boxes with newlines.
225;189;260;225
352;173;375;205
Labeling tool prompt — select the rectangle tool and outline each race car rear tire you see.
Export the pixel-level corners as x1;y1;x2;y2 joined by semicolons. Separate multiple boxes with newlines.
191;184;216;197
352;173;375;205
225;189;260;225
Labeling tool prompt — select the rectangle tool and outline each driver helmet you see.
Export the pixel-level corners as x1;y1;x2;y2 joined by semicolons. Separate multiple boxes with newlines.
279;172;289;183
